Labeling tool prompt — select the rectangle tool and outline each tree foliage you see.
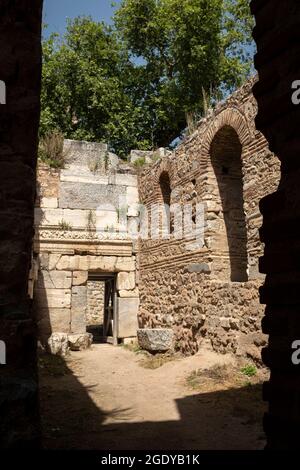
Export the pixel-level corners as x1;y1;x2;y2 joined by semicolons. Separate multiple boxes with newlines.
41;1;254;158
41;18;150;157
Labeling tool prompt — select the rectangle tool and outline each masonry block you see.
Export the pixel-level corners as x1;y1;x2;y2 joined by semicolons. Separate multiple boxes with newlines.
37;308;71;339
137;328;174;352
35;288;71;309
40;197;58;209
71;286;87;334
117;272;135;291
117;297;139;338
37;270;72;289
73;271;88;286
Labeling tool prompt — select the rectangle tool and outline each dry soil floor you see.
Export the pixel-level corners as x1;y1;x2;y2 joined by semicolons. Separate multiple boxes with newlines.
39;344;267;450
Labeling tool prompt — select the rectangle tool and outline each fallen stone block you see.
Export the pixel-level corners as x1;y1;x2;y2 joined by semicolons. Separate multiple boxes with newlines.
48;333;69;356
137;328;173;352
68;333;93;351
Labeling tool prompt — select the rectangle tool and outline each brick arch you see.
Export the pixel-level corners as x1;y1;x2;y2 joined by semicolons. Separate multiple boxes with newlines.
159;171;171;206
208;125;248;282
150;160;173;203
200;108;252;167
154;159;174;188
149;163;175;237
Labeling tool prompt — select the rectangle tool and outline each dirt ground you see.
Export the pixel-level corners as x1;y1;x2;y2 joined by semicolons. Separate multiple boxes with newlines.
39;344;267;450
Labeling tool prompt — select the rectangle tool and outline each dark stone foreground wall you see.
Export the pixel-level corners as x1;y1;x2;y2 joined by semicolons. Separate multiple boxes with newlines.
251;0;300;449
0;0;43;448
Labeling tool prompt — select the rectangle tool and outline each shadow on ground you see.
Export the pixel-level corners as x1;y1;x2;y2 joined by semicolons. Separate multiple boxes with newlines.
39;353;266;450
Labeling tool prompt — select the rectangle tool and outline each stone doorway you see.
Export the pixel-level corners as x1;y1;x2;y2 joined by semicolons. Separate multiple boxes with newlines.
87;273;117;345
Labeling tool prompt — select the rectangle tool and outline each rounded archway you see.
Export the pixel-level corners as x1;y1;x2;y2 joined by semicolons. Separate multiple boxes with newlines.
158;171;174;236
210;125;248;282
159;171;171;207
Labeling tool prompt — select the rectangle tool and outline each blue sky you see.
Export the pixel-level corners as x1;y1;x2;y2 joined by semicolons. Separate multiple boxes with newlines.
43;0;121;37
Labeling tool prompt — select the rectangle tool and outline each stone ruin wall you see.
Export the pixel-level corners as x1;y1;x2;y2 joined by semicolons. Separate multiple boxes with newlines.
33;140;140;346
86;280;105;326
137;77;281;362
33;79;282;363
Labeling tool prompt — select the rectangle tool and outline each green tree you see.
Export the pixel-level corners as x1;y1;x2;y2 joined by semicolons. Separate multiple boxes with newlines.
221;0;255;85
41;1;254;157
114;0;254;146
40;17;152;157
114;0;223;144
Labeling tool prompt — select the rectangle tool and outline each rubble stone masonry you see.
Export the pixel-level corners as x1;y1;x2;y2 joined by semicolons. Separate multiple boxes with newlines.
86;280;105;326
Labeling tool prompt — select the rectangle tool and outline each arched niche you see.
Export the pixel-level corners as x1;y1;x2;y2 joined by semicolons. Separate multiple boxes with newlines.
210;125;248;282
